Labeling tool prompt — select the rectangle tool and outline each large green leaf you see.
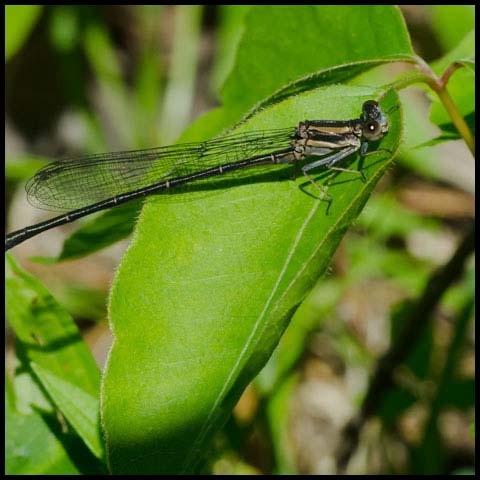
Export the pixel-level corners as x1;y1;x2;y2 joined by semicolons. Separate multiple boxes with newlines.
46;5;413;260
102;86;401;473
255;277;342;396
221;5;412;117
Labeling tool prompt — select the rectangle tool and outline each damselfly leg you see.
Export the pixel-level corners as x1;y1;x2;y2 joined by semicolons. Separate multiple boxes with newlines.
360;141;392;158
301;146;359;213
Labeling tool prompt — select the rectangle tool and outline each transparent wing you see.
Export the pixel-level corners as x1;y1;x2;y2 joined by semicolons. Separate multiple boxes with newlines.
26;127;295;212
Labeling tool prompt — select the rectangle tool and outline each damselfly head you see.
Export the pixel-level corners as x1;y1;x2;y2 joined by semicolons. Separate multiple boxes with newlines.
361;100;389;141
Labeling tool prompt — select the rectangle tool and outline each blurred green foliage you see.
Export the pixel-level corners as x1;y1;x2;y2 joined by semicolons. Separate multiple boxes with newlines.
5;5;42;61
428;5;475;52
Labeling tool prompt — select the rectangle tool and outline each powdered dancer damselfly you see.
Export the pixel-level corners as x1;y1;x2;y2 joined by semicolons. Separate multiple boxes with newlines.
5;100;390;251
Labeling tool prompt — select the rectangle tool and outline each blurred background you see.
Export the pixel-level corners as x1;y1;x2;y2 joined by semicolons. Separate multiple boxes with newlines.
5;5;475;475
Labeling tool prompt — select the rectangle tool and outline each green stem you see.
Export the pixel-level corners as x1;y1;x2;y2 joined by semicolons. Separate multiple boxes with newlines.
435;87;475;155
382;70;436;94
385;58;475;157
438;62;463;88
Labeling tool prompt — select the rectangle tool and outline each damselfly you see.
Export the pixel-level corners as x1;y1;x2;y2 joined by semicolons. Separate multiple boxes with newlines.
5;100;390;251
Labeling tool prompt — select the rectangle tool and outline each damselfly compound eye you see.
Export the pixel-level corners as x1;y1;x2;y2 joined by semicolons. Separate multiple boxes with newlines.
363;120;383;141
